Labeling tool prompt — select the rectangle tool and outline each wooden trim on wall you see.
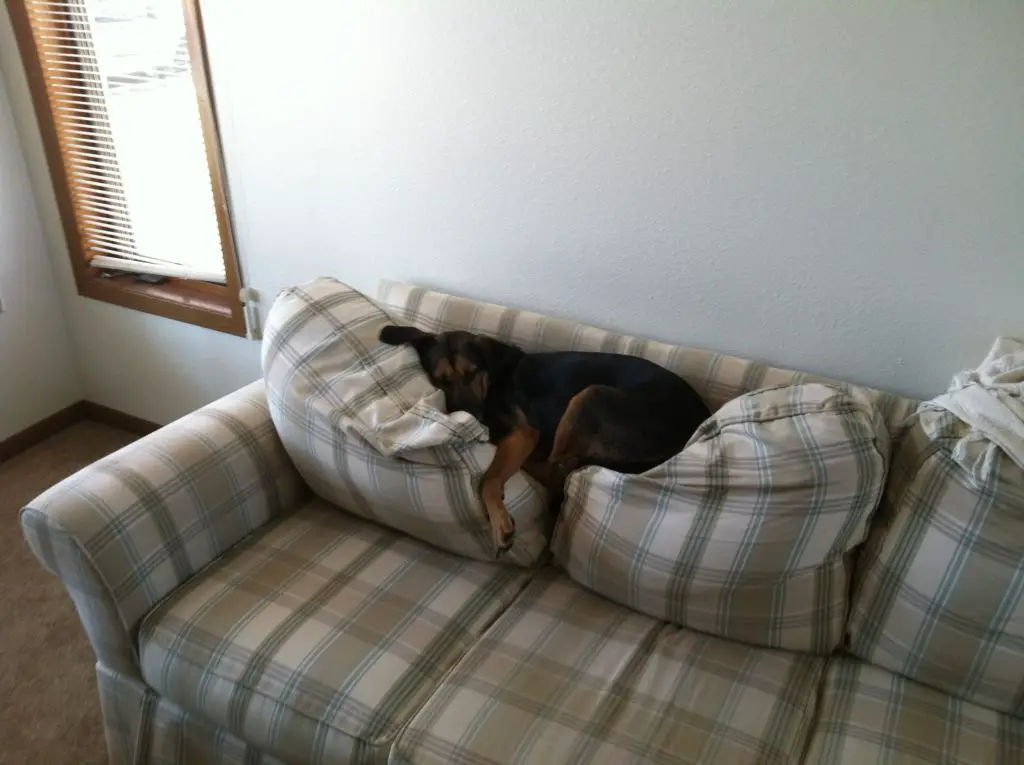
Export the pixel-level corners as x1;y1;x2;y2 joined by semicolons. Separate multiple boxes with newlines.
5;0;247;338
79;274;242;335
0;401;160;464
79;402;161;437
0;402;87;463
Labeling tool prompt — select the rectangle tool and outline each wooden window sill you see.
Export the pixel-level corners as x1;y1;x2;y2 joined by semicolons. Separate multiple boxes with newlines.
78;271;246;337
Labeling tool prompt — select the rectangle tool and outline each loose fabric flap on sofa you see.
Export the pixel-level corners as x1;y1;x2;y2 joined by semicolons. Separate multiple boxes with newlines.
552;383;891;654
261;277;550;566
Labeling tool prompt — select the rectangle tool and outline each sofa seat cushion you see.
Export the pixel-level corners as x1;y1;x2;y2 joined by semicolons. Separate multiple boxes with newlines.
262;277;550;565
804;657;1024;764
137;498;532;765
393;572;826;765
552;382;890;654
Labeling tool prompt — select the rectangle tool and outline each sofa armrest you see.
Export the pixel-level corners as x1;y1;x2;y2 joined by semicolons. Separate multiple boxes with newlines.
20;381;309;675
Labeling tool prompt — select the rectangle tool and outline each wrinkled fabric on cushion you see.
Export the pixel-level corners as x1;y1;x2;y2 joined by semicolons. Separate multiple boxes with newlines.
804;658;1024;764
848;407;1024;717
552;383;890;653
262;277;549;565
394;572;825;765
138;499;532;765
927;336;1024;473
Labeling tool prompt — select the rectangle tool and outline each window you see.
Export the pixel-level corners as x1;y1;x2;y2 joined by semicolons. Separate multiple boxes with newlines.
8;0;245;335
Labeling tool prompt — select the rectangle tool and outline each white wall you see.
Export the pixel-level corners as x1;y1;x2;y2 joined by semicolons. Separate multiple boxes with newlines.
3;1;1023;424
0;70;81;441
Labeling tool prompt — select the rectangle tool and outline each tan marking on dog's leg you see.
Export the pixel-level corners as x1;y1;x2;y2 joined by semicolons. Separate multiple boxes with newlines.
548;384;637;470
481;425;539;556
547;386;601;470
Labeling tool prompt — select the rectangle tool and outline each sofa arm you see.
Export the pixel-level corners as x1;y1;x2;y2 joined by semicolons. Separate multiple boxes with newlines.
20;381;308;675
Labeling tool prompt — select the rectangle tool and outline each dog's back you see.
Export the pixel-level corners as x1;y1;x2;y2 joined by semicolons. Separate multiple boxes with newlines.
512;352;710;471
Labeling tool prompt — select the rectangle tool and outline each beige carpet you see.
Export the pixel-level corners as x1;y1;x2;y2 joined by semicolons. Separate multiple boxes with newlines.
0;421;137;765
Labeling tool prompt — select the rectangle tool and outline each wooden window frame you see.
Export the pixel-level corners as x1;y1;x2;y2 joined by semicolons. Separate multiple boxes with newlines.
7;0;246;337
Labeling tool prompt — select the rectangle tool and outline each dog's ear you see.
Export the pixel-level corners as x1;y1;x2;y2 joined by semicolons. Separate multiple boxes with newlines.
379;325;435;349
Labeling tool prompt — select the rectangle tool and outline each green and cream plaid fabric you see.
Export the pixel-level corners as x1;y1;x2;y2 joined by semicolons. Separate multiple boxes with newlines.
138;498;532;765
551;383;890;653
20;381;306;674
804;657;1024;764
262;277;550;565
377;280;920;434
98;665;287;765
393;572;826;765
848;408;1024;717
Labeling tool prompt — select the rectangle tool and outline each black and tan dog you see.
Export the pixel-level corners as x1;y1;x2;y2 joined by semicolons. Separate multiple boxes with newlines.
380;326;710;555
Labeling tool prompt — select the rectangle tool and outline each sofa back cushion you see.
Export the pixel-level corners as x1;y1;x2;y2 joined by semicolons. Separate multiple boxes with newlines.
262;278;550;566
550;383;890;653
376;281;919;435
848;408;1024;716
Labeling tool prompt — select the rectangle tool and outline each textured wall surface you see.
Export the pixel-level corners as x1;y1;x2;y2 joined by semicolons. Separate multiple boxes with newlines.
0;69;81;440
2;1;1021;423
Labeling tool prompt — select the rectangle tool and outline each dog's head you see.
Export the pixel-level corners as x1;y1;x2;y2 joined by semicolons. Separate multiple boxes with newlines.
379;325;522;420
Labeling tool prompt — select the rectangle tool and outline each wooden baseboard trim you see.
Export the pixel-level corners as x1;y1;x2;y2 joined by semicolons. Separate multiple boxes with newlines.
0;402;87;463
79;402;160;437
0;400;160;463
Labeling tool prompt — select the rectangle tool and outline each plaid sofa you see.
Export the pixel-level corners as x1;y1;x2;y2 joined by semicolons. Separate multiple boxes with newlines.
20;282;1023;764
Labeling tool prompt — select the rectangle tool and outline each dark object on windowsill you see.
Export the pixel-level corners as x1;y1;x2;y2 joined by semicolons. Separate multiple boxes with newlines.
134;273;169;285
99;269;169;285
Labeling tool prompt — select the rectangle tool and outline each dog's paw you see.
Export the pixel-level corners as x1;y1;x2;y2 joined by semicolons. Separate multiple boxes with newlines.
492;515;516;557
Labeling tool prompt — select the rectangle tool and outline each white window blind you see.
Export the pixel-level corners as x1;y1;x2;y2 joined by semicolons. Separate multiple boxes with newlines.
24;0;228;283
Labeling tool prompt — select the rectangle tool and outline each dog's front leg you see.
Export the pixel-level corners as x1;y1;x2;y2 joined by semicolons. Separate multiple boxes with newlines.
481;426;538;556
